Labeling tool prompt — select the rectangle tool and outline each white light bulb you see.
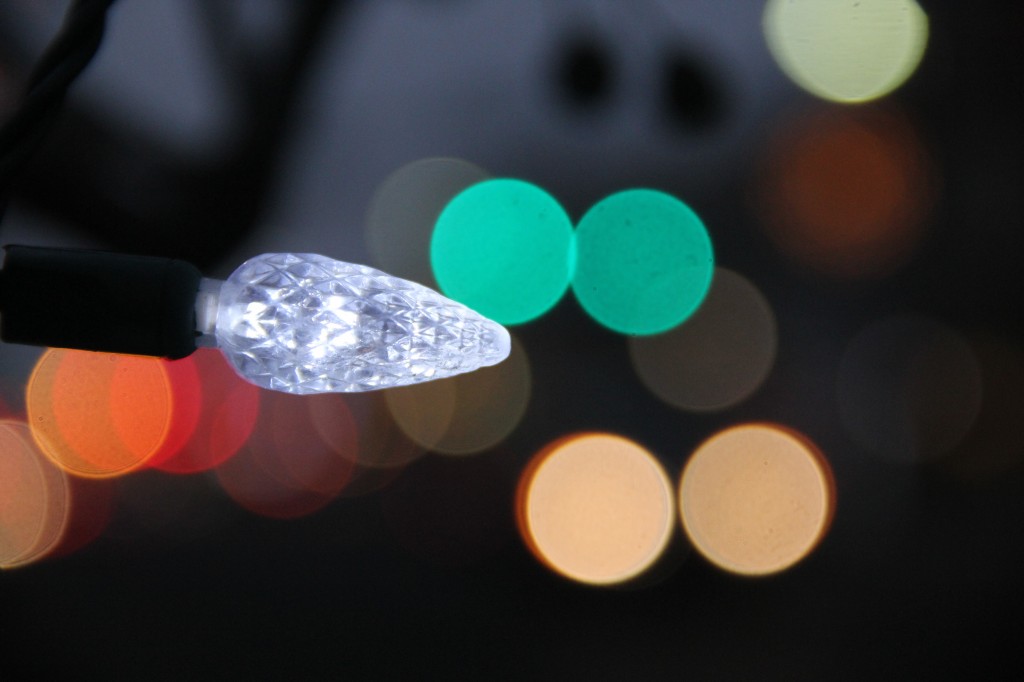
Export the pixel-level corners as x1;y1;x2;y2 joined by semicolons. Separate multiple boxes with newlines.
195;253;511;394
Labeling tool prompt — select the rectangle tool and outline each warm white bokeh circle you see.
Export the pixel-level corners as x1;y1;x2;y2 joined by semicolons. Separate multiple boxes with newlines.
519;433;674;586
680;423;833;576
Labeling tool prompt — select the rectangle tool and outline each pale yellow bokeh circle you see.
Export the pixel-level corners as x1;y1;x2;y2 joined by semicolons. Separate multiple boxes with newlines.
518;433;674;586
366;157;490;289
384;376;457;452
680;423;834;576
764;0;929;103
385;335;530;455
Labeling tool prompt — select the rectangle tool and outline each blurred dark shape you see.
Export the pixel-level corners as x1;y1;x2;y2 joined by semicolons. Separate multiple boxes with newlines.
0;1;348;268
838;315;982;465
663;50;723;130
109;468;236;548
555;34;614;108
47;475;115;560
937;335;1024;484
0;0;114;201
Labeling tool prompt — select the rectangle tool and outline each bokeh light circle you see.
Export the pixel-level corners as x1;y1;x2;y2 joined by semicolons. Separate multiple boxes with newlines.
386;334;530;455
431;178;575;324
680;423;834;576
764;0;929;103
518;433;674;586
384;377;456;453
0;420;69;568
837;315;982;464
215;391;358;519
140;355;203;469
629;268;776;411
366;157;490;289
154;348;259;474
322;393;425;472
573;189;714;335
27;350;179;478
756;107;933;279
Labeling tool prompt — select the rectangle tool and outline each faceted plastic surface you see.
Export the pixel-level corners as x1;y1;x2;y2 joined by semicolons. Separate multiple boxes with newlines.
214;253;511;394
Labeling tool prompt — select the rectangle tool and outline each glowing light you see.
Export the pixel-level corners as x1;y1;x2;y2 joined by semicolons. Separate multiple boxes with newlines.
215;390;357;519
629;268;776;411
572;189;713;335
755;107;933;279
211;252;510;394
366;157;490;289
386;334;530;455
518;433;674;586
154;348;259;474
680;423;834;576
0;421;69;569
108;356;177;459
431;179;575;324
838;316;982;464
123;354;202;469
764;0;929;103
27;350;188;477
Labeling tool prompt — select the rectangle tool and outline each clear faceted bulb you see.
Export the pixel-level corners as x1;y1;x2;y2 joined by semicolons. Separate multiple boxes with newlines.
196;253;511;394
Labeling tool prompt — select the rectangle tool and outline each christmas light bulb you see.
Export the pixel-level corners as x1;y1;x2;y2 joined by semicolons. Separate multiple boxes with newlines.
196;253;511;395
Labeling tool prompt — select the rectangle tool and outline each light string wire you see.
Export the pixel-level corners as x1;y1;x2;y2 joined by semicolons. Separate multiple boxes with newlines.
0;0;117;207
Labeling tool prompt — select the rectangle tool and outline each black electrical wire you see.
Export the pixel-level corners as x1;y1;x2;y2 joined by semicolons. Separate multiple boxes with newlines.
0;0;117;202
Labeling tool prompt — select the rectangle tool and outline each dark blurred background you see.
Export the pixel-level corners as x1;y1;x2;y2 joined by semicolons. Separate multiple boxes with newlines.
1;1;1022;678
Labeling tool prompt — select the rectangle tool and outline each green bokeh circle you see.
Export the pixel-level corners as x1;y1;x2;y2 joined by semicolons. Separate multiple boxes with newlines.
573;189;714;335
431;179;575;325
